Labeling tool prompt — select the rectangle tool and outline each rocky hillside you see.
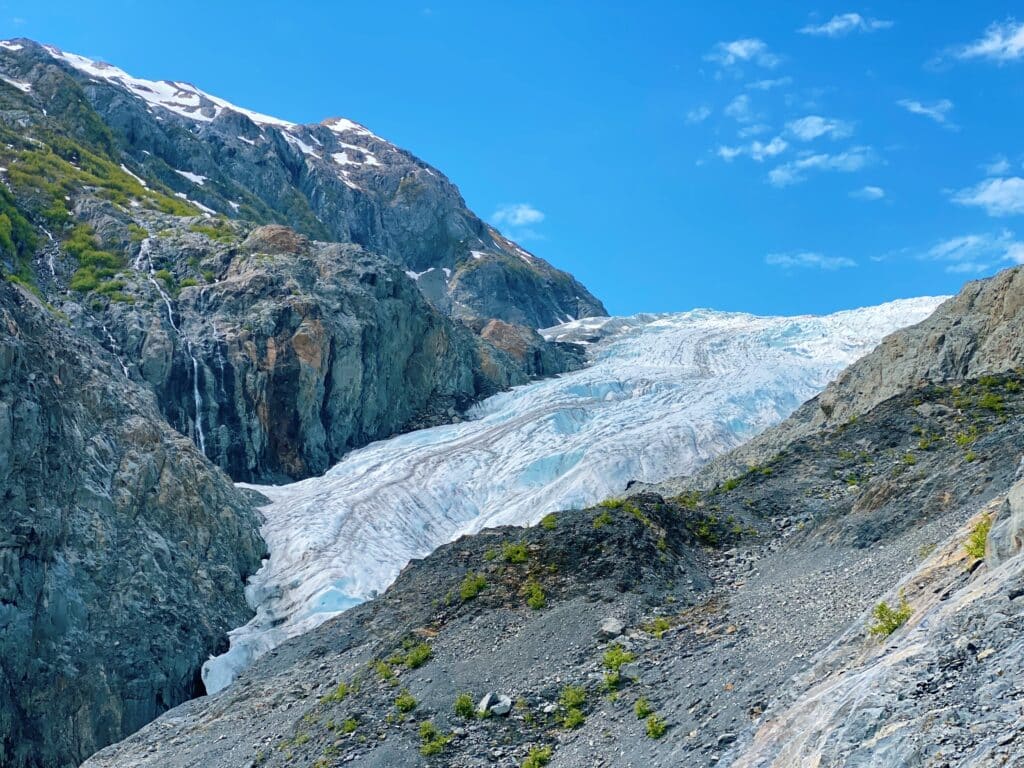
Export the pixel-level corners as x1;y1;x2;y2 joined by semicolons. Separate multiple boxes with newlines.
0;38;605;328
0;37;592;480
669;266;1024;491
83;268;1024;768
0;281;265;768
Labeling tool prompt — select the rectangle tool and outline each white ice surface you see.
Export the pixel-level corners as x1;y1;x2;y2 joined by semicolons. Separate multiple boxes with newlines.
201;298;945;693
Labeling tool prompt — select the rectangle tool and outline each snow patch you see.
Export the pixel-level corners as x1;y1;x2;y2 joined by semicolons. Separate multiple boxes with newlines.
174;169;207;186
0;75;31;93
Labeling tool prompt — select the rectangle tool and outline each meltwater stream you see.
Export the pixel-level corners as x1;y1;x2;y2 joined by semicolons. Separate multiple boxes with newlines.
202;298;944;693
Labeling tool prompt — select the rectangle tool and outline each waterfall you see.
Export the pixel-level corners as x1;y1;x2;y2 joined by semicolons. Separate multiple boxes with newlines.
135;236;207;456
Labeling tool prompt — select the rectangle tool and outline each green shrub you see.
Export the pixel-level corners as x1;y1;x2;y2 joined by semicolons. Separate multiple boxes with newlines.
540;513;557;530
460;572;487;601
483;548;497;561
341;717;357;734
375;661;395;682
453;692;475;719
522;579;546;610
319;681;349;704
418;720;452;756
593;510;614;528
502;541;529;563
522;745;553;768
955;427;979;447
602;644;634;671
978;392;1004;413
559;685;585;709
965;514;992;560
179;277;198;288
645;714;667;739
720;476;741;492
561;707;585;729
675;490;700;509
645;617;671;639
965;450;977;463
901;453;917;466
634;697;653;718
395;690;417;713
868;592;912;637
403;643;432;669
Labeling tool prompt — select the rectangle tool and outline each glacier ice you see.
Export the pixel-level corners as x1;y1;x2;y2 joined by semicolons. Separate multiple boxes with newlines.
201;298;945;693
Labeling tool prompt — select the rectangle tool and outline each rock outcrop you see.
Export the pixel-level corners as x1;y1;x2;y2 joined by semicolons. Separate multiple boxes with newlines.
0;282;265;768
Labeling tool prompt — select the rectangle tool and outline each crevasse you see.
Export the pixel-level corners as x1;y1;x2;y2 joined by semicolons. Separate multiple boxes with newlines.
202;298;944;693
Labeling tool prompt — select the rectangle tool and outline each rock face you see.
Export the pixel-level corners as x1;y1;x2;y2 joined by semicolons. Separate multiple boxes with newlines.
2;38;606;328
96;223;542;482
0;282;265;768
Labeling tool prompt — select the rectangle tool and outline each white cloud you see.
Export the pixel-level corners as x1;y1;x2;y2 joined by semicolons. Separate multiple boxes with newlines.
686;105;712;124
956;19;1024;62
953;177;1024;216
897;98;954;124
746;76;793;91
705;38;780;69
799;13;893;37
923;231;1024;274
738;123;771;137
724;94;754;122
765;251;857;270
850;185;885;200
983;156;1012;175
717;136;788;163
492;203;545;227
786;115;853;141
768;147;872;187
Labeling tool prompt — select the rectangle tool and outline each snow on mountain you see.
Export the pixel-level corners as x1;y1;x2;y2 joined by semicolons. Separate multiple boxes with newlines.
201;297;944;693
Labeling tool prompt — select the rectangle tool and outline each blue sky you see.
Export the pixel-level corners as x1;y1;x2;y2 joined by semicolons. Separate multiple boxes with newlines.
3;2;1024;316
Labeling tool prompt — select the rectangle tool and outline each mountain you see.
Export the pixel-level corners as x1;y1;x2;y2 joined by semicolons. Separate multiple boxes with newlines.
0;281;265;768
82;268;1023;768
2;39;606;328
200;298;942;694
0;38;592;481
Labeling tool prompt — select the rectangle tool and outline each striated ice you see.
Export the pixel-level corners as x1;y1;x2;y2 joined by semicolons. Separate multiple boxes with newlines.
201;297;945;693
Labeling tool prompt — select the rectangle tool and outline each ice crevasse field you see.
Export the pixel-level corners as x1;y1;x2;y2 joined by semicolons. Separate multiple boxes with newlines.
202;298;944;692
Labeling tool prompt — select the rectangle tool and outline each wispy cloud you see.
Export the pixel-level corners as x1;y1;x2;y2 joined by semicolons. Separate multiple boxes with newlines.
850;185;885;200
705;38;780;69
686;105;712;124
765;251;857;270
717;136;788;163
746;77;792;91
923;231;1024;273
768;147;872;187
897;98;954;124
799;13;893;37
786;115;853;141
955;19;1024;63
491;203;546;240
724;94;755;122
953;177;1024;217
984;156;1012;175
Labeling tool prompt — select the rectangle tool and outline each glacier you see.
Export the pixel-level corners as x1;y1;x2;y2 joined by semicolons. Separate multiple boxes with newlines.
202;298;945;693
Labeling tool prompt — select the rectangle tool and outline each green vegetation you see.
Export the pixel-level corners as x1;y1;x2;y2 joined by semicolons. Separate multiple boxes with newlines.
417;721;453;756
955;426;980;447
645;713;667;739
483;548;498;561
64;225;124;294
978;391;1004;414
634;697;653;719
127;223;148;242
459;572;487;601
540;513;557;530
644;616;672;639
522;745;553;768
602;644;634;672
521;579;546;610
453;692;475;719
720;476;741;493
400;642;432;669
319;681;349;704
395;690;417;713
593;509;614;528
179;277;198;288
965;450;977;463
374;660;396;683
558;684;586;728
965;514;992;560
189;219;236;242
868;592;912;637
502;541;529;563
901;452;917;466
0;184;39;284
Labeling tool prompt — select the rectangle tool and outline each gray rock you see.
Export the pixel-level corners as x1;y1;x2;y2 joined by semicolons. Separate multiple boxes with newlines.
599;617;625;638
